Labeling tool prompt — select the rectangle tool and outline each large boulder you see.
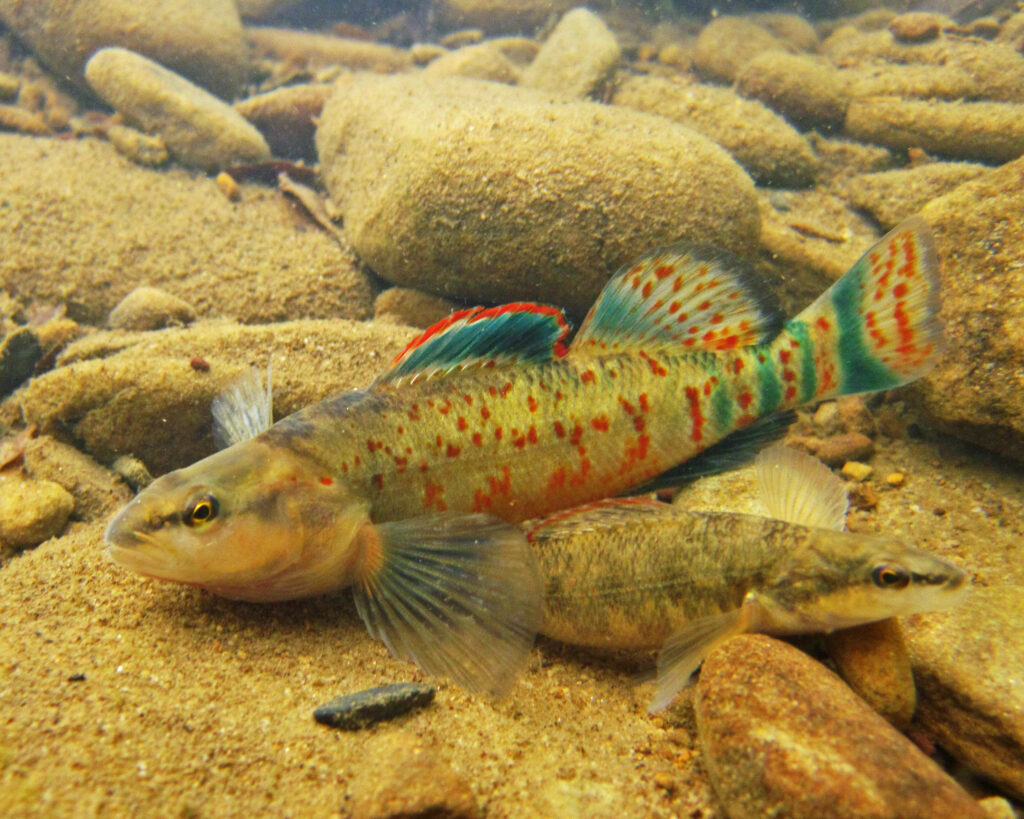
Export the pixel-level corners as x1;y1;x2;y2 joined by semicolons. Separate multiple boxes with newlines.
316;74;760;317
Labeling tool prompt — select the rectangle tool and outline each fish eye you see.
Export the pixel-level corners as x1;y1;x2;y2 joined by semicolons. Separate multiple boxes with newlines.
184;495;219;527
871;564;910;590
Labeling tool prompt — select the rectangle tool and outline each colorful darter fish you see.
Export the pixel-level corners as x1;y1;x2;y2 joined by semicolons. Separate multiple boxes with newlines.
105;218;945;696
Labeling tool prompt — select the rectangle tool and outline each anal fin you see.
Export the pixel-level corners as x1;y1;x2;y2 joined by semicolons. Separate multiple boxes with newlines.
352;514;543;696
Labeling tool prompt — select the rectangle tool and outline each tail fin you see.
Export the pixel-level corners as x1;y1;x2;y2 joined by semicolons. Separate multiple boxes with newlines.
779;217;945;401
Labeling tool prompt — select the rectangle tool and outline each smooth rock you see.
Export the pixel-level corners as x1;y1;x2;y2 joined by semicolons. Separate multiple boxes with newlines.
7;319;414;475
235;84;332;160
519;8;620;99
910;157;1024;462
22;435;131;522
613;74;818;188
85;48;270;172
826;618;917;730
435;0;571;34
837;162;990;230
814;432;874;467
808;134;899;178
695;634;985;818
317;73;759;316
904;585;1024;800
888;12;947;43
314;683;435;731
247;27;413;73
0;473;74;553
845;97;1024;164
108;287;196;331
349;732;479;819
374;288;457;329
736;52;850;132
0;0;248;99
0;135;373;326
422;43;520;84
749;12;819;52
693;16;793;83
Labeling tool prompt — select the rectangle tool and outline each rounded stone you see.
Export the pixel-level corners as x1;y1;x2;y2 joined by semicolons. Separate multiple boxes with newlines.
0;474;74;552
0;0;248;99
519;7;621;99
108;287;197;331
85;47;271;172
695;634;986;818
693;16;792;83
316;73;759;317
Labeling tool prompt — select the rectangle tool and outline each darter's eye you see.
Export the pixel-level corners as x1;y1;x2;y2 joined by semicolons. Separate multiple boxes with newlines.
871;564;910;589
184;495;219;527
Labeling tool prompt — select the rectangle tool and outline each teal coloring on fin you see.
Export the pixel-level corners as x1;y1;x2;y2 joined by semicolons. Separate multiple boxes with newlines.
377;304;570;385
571;242;782;355
754;351;783;415
830;267;903;394
784;319;818;403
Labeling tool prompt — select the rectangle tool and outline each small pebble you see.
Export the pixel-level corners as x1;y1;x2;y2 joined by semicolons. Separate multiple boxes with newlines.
313;682;435;730
841;461;873;482
111;455;154;491
889;12;944;43
885;472;905;487
812;401;840;435
108;286;197;331
0;473;75;552
216;171;241;202
816;432;875;466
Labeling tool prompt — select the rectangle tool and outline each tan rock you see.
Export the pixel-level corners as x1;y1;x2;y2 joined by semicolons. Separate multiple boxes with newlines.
0;135;373;327
108;287;196;331
435;0;572;34
905;586;1024;800
613;74;818;188
736;52;850;132
317;73;759;317
695;634;985;818
910;157;1024;462
836;162;990;231
235;83;332;160
519;7;620;99
423;42;520;84
693;16;793;83
826;619;916;730
0;472;74;553
247;27;413;73
85;48;270;172
817;432;874;466
0;0;248;99
23;435;132;521
374;288;457;329
845;97;1024;164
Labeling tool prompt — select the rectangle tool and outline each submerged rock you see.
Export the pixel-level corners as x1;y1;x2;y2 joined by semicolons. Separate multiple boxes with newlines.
108;287;197;331
0;472;74;553
317;73;759;317
314;682;435;731
519;8;620;99
693;16;794;83
85;48;271;172
905;586;1024;800
695;634;985;818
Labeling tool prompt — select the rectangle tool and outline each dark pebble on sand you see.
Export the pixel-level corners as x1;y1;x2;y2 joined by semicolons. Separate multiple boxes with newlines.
313;682;436;731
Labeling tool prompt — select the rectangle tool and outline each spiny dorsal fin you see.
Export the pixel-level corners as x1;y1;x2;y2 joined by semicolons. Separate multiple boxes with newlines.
754;443;849;531
352;513;543;696
211;363;273;449
570;242;783;356
376;303;570;386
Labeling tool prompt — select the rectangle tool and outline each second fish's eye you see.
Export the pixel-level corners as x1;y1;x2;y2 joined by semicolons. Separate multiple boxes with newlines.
184;495;219;526
872;564;910;589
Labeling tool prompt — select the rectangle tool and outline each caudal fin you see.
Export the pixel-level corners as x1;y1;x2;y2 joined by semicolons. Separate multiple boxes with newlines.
782;217;945;401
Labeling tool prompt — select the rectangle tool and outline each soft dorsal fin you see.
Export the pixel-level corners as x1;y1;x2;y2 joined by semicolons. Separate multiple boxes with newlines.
755;443;849;531
376;303;570;386
570;242;783;355
211;363;273;449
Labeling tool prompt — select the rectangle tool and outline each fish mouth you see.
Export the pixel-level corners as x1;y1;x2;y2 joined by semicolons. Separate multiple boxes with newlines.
104;514;182;579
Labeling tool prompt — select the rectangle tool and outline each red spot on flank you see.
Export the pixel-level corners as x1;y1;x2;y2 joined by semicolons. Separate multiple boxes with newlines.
547;467;567;491
654;264;675;280
711;313;724;324
438;399;452;415
685;386;705;442
527;426;538;444
570;424;584;446
738;391;753;410
320;476;333;486
580;370;596;384
473;490;492;512
591;416;609;432
423;481;446;511
639;393;650;413
369;474;384;490
816;317;831;332
698;299;712;311
354;456;361;466
640;351;668;377
488;386;498;398
789;337;800;348
463;394;473;405
782;369;796;382
446;444;461;458
633;415;646;433
396;426;404;435
435;434;443;448
500;383;513;398
757;354;766;364
457;416;468;430
472;432;483;447
527;395;538;413
732;358;744;375
513;436;526;449
488;468;512;497
779;349;791;364
495;427;504;441
785;385;797;401
703;381;712;396
481;406;491;420
619;397;636;415
554;421;566;438
569;457;592;487
641;281;653;298
894;282;908;298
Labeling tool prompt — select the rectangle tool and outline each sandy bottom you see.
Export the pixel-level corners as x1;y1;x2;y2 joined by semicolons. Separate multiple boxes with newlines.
2;424;1021;817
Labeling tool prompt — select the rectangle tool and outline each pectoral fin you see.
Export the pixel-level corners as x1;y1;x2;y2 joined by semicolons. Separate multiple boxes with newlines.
651;600;758;713
352;514;544;697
